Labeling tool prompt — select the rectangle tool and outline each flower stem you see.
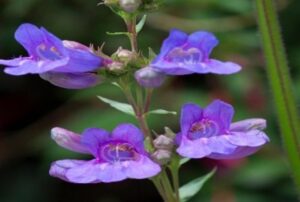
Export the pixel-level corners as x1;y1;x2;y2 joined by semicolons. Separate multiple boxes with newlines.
125;16;138;52
255;0;300;194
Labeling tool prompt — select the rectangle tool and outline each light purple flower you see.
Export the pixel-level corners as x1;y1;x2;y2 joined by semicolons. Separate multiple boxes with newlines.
176;100;269;159
134;66;166;88
0;23;104;89
151;29;241;75
50;124;161;183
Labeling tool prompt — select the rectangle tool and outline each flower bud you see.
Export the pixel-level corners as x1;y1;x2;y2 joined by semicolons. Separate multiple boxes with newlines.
152;149;172;165
153;135;174;150
115;47;135;62
119;0;141;13
106;61;124;72
134;66;165;88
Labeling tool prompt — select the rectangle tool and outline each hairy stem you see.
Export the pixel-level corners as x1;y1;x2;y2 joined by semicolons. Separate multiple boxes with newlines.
255;0;300;194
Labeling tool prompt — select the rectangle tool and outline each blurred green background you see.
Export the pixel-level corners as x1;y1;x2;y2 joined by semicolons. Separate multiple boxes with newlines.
0;0;299;201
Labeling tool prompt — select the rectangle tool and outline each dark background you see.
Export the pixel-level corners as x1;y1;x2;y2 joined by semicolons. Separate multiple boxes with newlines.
0;0;299;201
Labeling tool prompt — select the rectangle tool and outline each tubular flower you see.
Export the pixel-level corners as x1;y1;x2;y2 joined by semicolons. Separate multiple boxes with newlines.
176;100;269;159
151;29;241;75
50;124;161;183
0;23;104;89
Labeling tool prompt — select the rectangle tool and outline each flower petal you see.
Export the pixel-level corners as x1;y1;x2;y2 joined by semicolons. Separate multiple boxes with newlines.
64;159;103;183
124;156;161;179
51;127;90;154
230;118;267;132
186;31;218;58
4;58;69;75
0;57;31;67
14;23;45;56
203;99;234;131
111;123;144;152
40;72;101;89
50;159;101;183
180;103;203;136
95;162;127;183
53;47;102;73
176;136;211;158
205;59;241;74
152;29;188;63
225;130;270;147
81;128;110;157
207;146;262;159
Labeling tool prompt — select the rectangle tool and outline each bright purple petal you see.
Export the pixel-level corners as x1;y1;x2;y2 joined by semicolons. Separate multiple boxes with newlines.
14;23;45;56
49;159;101;183
4;58;69;75
151;61;195;75
176;136;211;158
186;31;218;58
51;127;90;154
124;155;161;179
95;162;127;183
0;57;32;67
40;72;101;89
111;124;144;151
81;128;110;157
207;146;262;159
152;29;188;63
205;59;241;74
180;103;203;136
64;159;102;183
203;100;234;131
52;47;102;73
225;130;269;147
230;118;267;132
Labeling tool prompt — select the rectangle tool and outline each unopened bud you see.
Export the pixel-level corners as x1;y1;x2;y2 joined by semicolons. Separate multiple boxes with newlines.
107;61;124;72
119;0;141;13
153;135;174;150
116;47;135;62
134;66;165;88
152;149;172;165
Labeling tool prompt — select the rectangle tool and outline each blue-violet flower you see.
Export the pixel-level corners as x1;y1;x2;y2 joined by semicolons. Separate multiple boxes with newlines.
176;100;269;159
50;124;161;183
0;23;104;89
151;29;241;75
134;66;166;88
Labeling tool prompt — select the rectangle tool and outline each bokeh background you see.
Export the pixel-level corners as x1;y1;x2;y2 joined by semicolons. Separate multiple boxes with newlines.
0;0;299;201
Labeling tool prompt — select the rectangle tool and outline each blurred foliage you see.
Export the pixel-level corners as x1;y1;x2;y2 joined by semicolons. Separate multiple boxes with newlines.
0;0;300;201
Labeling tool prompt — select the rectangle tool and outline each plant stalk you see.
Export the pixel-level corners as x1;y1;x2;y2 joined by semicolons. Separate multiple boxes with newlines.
255;0;300;194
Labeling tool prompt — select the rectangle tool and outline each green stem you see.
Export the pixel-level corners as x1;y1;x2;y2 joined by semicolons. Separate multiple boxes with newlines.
125;16;138;52
161;169;177;202
255;0;300;194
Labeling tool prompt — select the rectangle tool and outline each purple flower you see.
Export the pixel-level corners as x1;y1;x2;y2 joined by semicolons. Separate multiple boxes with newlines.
50;124;161;183
176;100;269;159
134;66;166;88
151;29;241;75
0;23;104;89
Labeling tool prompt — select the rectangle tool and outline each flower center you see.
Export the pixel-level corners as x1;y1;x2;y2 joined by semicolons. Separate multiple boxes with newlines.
188;119;219;140
36;44;62;60
165;47;203;65
99;142;138;163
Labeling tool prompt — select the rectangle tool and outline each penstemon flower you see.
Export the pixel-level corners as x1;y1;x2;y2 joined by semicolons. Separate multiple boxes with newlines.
0;23;105;89
151;29;241;75
134;66;166;88
50;124;161;183
176;100;269;159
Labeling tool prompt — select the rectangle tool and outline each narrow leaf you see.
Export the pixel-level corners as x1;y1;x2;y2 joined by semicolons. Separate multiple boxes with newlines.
147;109;177;115
136;15;147;33
179;168;216;202
97;96;134;116
179;158;190;167
106;31;129;36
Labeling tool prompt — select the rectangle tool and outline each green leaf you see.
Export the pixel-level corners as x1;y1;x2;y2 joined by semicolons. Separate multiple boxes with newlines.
148;47;157;60
97;96;134;116
147;109;177;115
179;158;190;167
106;31;129;36
179;168;216;202
136;15;147;33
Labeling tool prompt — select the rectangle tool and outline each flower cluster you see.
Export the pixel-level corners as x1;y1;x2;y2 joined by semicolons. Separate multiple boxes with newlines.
1;13;269;196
